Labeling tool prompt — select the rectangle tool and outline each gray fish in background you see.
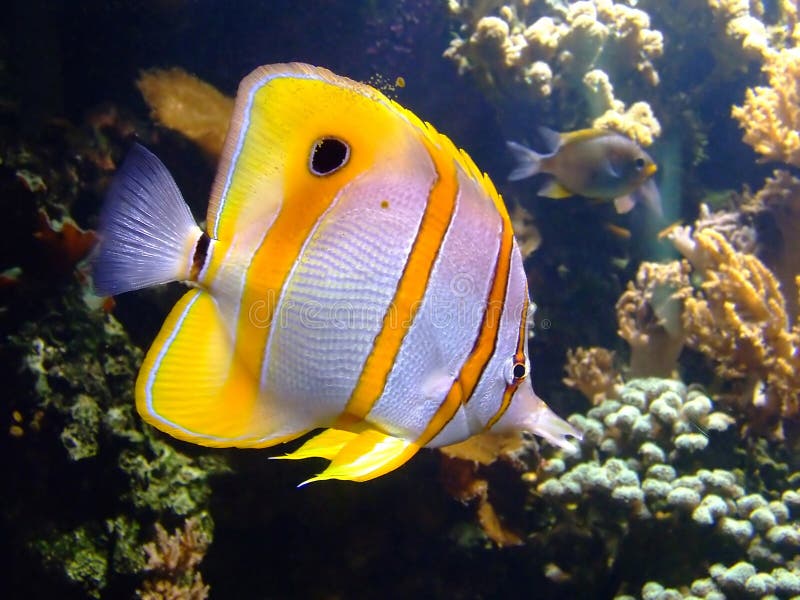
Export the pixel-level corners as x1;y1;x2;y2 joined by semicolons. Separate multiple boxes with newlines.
507;127;662;217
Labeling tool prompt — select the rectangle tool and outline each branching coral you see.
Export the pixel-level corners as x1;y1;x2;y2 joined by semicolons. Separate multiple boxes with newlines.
444;0;663;139
732;45;800;167
563;346;622;405
137;517;211;600
670;227;800;435
137;68;234;159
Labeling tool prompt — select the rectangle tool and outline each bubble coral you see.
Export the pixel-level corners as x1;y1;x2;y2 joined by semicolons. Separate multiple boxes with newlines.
530;378;800;597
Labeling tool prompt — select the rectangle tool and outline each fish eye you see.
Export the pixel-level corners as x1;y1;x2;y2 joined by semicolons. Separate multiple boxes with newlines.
512;362;527;380
634;157;646;170
309;137;350;176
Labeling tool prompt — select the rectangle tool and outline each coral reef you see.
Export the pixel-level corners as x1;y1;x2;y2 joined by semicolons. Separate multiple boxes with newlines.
565;199;800;443
137;68;234;159
732;44;800;167
538;378;800;598
670;226;800;436
444;0;663;139
6;1;800;598
448;378;799;597
1;101;228;597
563;346;622;405
10;275;228;597
137;516;211;600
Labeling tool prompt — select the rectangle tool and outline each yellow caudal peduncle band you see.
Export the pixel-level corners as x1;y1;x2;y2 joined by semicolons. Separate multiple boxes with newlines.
135;289;301;447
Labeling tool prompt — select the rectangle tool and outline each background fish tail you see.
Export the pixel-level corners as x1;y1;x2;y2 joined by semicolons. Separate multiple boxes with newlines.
506;141;544;181
92;143;203;296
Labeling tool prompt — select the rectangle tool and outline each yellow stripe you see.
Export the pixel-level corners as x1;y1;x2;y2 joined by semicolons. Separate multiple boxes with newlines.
337;134;459;426
415;217;515;446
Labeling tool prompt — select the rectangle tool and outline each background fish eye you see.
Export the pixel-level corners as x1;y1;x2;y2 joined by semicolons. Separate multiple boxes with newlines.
634;157;646;169
309;137;350;176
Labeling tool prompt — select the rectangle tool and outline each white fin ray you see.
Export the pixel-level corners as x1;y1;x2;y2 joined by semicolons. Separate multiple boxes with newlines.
93;143;202;296
506;141;545;181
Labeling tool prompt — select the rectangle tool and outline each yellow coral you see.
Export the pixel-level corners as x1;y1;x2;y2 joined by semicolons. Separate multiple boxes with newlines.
444;0;663;129
670;227;800;428
137;68;233;160
731;47;800;166
592;96;662;146
563;346;622;404
708;0;769;58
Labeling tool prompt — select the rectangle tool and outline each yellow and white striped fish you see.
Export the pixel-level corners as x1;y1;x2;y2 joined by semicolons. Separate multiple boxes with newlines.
93;63;579;484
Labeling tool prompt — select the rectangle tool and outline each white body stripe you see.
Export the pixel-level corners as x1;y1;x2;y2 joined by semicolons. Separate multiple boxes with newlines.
429;238;527;446
260;148;436;427
368;168;502;442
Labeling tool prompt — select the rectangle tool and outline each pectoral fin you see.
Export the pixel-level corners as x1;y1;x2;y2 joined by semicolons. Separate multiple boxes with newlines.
614;194;636;214
296;429;420;485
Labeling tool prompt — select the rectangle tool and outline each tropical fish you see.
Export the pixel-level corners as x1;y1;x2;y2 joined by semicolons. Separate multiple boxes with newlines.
507;127;662;216
93;63;579;484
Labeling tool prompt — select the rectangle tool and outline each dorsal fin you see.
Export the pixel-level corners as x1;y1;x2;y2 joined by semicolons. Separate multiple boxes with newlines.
560;128;612;145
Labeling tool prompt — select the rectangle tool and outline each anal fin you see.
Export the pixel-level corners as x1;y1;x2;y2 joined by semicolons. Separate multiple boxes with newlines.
274;428;358;461
136;288;302;447
539;179;573;199
292;429;420;485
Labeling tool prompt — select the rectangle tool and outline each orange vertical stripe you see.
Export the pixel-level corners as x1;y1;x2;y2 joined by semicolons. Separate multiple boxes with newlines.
414;217;515;446
485;292;529;430
337;135;460;426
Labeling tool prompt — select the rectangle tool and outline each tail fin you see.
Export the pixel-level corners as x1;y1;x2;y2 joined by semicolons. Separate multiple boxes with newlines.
506;141;544;181
92;144;203;296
